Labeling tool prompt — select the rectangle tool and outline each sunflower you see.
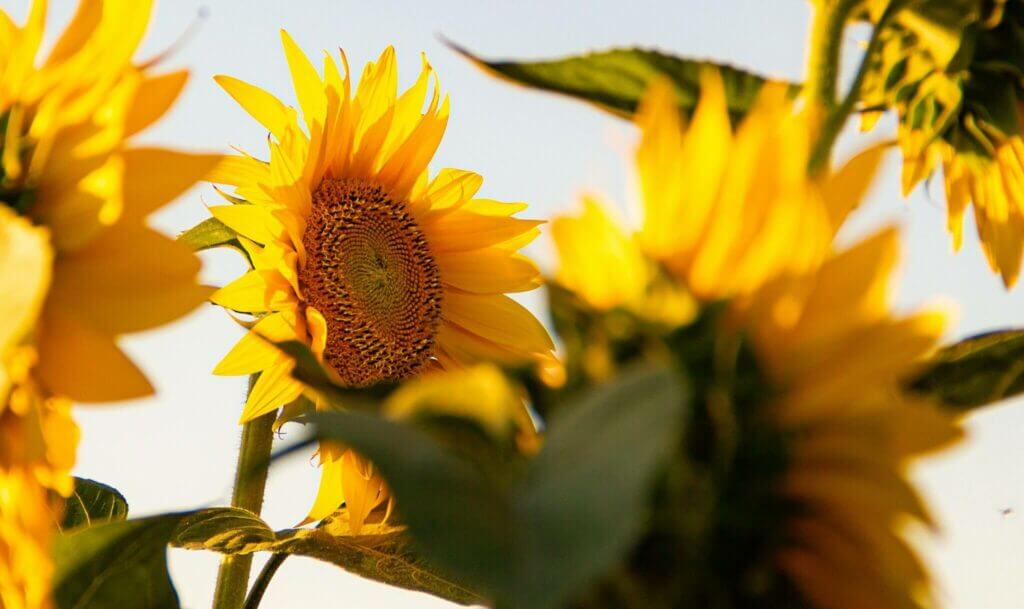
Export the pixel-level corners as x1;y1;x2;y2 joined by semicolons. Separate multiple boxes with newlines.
550;74;959;608
734;228;962;609
207;32;555;529
552;70;883;309
858;1;1024;285
1;0;219;402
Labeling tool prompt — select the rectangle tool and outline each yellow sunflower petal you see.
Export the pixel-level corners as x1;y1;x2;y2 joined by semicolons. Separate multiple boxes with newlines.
210;269;296;314
47;225;211;334
443;292;554;354
0;207;53;353
437;249;540;294
423;211;541;253
209;204;285;246
125;70;188;136
36;308;153;403
214;74;294;140
240;359;303;422
302;450;346;525
213;310;303;377
281;29;326;131
121;149;224;223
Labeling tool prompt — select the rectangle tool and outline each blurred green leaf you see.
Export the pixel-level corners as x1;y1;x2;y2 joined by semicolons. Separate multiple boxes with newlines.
177;217;242;253
312;365;688;609
909;330;1024;411
59;478;128;532
54;513;188;609
452;45;798;122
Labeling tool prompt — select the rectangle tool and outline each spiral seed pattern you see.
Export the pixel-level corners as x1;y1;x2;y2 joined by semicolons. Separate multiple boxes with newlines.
299;178;443;387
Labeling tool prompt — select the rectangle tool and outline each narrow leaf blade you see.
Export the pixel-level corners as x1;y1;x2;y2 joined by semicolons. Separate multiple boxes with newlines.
909;330;1024;411
453;45;798;121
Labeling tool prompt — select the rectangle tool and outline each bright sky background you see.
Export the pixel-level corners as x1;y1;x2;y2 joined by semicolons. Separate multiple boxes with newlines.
10;1;1024;608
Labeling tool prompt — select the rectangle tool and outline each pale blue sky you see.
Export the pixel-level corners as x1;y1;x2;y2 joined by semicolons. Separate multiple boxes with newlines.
10;1;1024;608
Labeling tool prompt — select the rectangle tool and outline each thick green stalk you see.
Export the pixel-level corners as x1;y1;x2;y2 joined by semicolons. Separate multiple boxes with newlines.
808;3;899;173
804;0;858;113
212;379;276;609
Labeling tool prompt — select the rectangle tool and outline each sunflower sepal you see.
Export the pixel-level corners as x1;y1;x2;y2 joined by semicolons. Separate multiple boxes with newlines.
177;216;250;263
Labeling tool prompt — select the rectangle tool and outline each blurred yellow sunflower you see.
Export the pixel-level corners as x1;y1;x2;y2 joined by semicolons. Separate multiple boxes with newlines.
2;1;217;606
0;206;74;609
1;0;219;402
551;72;958;608
740;228;961;609
207;32;555;528
552;70;884;310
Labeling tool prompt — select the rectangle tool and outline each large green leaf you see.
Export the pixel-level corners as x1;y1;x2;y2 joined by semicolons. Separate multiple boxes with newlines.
452;45;798;122
908;330;1024;411
171;507;482;605
311;366;688;609
53;513;189;609
59;478;128;532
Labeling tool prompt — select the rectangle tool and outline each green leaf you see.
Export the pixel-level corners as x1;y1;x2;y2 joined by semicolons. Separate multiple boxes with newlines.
53;513;189;609
177;217;241;253
451;44;798;122
59;478;128;532
515;367;686;608
270;519;483;606
908;330;1024;411
311;365;688;609
170;507;483;606
172;507;275;554
310;408;514;598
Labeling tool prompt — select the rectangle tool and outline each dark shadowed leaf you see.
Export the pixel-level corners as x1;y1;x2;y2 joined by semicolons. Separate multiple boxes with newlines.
513;367;686;609
59;478;128;532
909;330;1024;411
309;409;515;597
452;44;798;122
53;513;189;609
312;365;688;609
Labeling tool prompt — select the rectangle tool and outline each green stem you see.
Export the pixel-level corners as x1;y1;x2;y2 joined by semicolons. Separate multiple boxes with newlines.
243;554;289;609
808;3;899;173
212;378;276;609
804;0;858;112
